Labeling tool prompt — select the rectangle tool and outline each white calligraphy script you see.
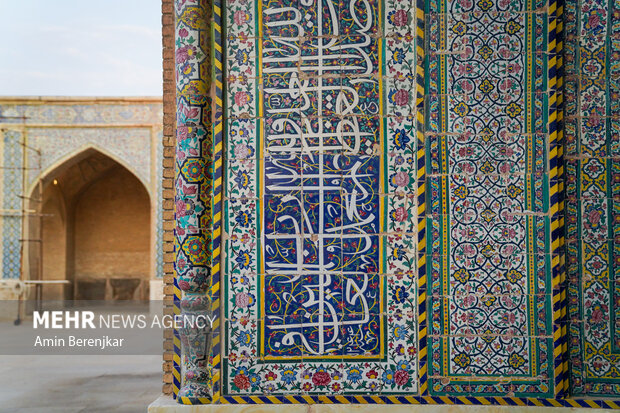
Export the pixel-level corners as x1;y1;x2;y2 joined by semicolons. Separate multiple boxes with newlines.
262;0;380;356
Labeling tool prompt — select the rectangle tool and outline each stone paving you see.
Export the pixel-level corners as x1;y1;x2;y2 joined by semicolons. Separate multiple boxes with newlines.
0;352;161;412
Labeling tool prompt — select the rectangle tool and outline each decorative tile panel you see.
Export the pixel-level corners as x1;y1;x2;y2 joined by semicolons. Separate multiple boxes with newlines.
425;0;555;397
26;128;153;188
0;103;162;125
174;0;620;405
223;0;420;395
173;0;219;403
1;129;24;279
566;0;620;397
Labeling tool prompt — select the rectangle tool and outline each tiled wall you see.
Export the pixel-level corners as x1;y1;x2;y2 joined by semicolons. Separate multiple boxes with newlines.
565;0;620;397
1;129;24;279
0;98;164;280
169;0;620;404
426;0;556;397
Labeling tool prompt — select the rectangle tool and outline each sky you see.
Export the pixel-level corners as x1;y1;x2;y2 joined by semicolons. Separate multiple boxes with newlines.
0;0;162;96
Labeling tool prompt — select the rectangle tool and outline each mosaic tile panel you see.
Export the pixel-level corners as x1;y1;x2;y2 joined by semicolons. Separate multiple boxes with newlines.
1;129;24;279
425;0;556;397
566;0;620;397
176;0;620;404
0;103;162;125
173;0;220;402
156;129;164;280
223;0;420;395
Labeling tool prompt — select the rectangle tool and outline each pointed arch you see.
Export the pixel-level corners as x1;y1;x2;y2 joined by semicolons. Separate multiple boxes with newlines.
24;145;154;300
26;144;152;202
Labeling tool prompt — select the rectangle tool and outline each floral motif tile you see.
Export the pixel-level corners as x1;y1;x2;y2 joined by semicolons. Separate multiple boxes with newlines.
566;0;620;396
425;0;555;397
0;129;24;279
213;0;620;401
223;0;420;395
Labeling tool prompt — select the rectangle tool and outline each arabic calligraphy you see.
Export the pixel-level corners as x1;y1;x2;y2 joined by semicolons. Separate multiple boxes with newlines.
261;0;382;357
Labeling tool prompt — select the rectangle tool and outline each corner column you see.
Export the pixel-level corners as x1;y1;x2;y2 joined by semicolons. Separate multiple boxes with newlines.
173;0;219;404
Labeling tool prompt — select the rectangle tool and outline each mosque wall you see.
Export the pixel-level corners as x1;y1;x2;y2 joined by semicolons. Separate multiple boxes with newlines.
162;0;620;405
0;97;164;301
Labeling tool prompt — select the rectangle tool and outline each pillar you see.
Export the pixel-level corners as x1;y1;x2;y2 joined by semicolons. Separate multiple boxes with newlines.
173;0;222;403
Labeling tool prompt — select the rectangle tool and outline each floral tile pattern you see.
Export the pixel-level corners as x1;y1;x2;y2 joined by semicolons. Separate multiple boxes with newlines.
566;0;620;397
223;0;420;395
425;0;555;397
26;128;153;187
173;0;218;401
179;0;620;403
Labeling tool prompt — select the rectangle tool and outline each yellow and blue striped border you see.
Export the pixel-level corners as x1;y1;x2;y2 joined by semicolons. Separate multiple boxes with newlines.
219;395;620;408
173;280;181;398
548;0;568;400
555;0;569;398
210;0;224;403
560;0;569;398
415;0;428;398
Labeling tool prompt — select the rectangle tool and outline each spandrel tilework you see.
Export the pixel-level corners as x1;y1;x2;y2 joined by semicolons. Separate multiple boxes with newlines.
224;0;420;394
425;0;555;397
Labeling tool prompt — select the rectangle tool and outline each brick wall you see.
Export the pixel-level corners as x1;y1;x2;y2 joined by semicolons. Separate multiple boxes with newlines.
161;0;175;396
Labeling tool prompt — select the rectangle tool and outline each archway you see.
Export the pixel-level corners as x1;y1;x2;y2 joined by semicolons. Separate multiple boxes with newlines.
27;148;151;300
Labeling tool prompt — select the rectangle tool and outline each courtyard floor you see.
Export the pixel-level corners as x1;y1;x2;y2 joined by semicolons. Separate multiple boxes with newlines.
0;352;161;412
